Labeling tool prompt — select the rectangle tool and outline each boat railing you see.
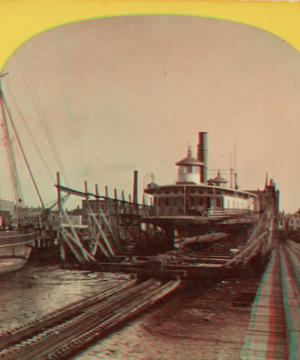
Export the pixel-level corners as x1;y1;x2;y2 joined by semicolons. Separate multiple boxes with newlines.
207;208;255;219
148;205;206;217
147;205;256;218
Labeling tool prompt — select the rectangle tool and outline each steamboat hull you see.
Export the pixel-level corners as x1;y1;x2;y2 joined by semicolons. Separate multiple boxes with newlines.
0;230;37;275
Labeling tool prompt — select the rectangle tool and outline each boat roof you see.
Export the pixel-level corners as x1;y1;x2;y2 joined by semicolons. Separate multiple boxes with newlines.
144;183;258;197
175;146;203;166
211;175;228;183
176;156;203;166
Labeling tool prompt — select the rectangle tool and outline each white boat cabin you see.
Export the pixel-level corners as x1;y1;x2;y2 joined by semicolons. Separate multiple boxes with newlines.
144;147;258;217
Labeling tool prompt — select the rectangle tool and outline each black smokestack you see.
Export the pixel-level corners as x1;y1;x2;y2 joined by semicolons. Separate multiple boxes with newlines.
133;170;138;203
197;132;208;184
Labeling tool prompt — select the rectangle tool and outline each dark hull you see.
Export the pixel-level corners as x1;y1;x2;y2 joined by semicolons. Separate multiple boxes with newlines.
175;232;230;249
0;230;37;275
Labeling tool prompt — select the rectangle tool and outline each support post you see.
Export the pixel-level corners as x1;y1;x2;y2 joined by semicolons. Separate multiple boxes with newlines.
150;197;153;216
184;186;186;215
128;194;136;242
133;170;138;204
122;191;126;214
95;184;100;223
105;186;110;220
57;172;66;265
87;204;115;257
114;189;120;239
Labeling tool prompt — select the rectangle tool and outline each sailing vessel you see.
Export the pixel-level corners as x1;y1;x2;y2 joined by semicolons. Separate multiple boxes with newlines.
0;73;41;275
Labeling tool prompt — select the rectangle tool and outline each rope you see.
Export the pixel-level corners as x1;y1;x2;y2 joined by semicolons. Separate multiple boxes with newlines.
2;92;45;209
16;51;70;187
3;80;55;184
208;154;219;173
0;88;26;224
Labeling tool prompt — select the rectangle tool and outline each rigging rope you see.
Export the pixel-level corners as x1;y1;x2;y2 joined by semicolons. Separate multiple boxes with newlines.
208;155;219;173
0;87;26;225
16;51;70;187
2;92;45;210
3;80;55;184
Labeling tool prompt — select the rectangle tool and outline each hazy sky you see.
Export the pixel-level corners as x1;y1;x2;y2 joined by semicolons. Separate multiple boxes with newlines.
1;15;300;213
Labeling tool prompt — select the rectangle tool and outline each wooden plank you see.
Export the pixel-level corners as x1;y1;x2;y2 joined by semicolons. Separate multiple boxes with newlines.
243;333;287;348
280;248;300;358
240;251;288;359
98;265;187;278
247;320;288;332
240;349;287;360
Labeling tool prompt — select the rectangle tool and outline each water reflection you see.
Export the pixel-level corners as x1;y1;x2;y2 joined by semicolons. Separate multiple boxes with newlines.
0;265;264;360
0;265;129;332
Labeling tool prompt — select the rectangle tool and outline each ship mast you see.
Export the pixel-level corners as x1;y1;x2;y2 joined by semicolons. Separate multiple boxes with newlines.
0;73;26;226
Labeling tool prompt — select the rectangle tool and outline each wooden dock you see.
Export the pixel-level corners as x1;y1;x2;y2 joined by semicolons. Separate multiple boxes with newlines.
240;234;300;360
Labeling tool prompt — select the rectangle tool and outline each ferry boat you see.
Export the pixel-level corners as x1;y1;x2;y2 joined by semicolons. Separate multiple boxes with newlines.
143;132;278;249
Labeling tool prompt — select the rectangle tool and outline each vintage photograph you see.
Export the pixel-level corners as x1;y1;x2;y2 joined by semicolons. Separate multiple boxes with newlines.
0;14;299;359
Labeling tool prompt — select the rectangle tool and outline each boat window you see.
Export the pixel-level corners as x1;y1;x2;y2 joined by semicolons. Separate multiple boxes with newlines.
198;198;203;206
216;198;223;208
189;198;195;207
185;166;193;173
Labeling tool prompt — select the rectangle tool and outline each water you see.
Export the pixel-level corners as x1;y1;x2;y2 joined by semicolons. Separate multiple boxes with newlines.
0;264;264;360
0;265;129;332
73;276;261;360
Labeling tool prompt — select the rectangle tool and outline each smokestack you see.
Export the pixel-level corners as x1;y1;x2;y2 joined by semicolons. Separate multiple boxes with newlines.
197;132;208;184
234;173;239;190
133;170;138;203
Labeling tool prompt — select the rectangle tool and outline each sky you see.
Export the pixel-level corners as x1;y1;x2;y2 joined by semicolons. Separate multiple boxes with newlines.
1;15;300;213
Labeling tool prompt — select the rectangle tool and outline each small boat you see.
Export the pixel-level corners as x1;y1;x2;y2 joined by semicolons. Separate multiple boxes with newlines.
0;73;41;275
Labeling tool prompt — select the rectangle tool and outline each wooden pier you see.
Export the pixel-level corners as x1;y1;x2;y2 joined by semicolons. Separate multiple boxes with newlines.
2;231;300;359
45;171;277;280
8;171;298;358
240;232;300;360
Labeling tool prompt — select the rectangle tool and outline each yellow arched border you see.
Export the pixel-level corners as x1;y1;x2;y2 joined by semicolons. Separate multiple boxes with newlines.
1;1;300;71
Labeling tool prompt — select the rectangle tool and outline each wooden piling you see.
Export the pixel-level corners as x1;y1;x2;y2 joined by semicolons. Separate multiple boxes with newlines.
57;172;66;264
133;170;138;204
105;186;110;221
114;189;121;239
122;191;126;214
95;184;100;223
